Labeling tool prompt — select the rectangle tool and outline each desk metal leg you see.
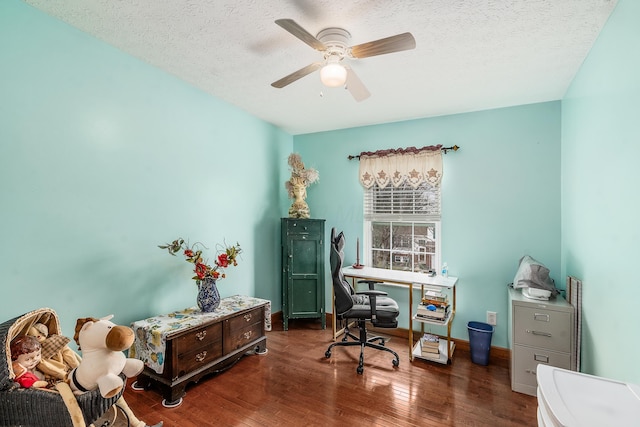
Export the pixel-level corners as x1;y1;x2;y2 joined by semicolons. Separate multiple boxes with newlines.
409;282;414;361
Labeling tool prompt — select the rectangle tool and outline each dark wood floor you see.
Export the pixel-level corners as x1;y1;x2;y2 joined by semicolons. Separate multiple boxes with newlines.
123;319;537;427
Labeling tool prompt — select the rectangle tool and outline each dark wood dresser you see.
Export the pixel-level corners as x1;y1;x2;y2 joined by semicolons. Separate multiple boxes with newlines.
130;295;270;407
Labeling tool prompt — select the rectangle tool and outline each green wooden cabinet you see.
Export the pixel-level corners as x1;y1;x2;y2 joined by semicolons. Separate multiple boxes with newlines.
281;218;326;330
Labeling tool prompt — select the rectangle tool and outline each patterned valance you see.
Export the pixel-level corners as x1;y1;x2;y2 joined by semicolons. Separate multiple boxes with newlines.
359;145;443;189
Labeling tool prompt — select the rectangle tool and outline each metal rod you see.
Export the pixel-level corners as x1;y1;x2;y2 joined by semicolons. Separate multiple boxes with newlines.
347;144;459;160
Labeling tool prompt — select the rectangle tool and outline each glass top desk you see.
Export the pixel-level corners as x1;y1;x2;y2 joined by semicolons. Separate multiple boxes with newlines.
340;266;458;364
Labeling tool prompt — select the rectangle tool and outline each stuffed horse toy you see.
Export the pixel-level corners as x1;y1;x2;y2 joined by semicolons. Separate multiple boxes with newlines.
68;315;144;398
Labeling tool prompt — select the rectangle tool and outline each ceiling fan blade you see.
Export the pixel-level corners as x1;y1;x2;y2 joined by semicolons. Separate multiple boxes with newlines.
349;32;416;59
271;62;323;88
275;19;327;51
345;67;371;102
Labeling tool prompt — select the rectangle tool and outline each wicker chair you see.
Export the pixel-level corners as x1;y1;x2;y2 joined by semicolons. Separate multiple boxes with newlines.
0;308;124;427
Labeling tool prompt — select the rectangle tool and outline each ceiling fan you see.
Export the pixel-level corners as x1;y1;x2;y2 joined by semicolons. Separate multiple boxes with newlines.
271;19;416;102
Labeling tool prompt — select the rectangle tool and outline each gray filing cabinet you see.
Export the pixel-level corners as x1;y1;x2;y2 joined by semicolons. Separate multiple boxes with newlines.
507;287;575;396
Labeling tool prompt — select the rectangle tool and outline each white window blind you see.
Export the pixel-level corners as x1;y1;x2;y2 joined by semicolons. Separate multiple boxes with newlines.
364;181;441;221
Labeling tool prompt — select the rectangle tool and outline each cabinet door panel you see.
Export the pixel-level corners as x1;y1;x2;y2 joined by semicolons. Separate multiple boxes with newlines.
290;278;320;313
289;238;320;274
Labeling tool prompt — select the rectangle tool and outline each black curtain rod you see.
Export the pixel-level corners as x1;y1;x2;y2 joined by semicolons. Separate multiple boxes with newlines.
347;145;460;160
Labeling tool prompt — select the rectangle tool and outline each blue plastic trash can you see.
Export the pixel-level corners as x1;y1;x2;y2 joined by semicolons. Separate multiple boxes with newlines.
467;321;494;366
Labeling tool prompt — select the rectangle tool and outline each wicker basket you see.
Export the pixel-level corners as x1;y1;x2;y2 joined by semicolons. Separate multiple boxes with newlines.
0;308;124;427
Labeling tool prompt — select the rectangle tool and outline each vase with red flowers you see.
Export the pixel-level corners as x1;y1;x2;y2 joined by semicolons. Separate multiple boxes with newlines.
159;238;242;312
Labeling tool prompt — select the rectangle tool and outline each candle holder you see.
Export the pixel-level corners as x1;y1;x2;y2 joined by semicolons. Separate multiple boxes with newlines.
353;237;364;269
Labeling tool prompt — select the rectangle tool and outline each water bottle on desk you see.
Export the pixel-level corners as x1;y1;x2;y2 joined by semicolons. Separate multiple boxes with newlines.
441;262;448;278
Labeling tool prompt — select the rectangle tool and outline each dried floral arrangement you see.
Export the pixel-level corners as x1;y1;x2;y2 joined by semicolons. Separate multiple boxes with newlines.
284;153;319;198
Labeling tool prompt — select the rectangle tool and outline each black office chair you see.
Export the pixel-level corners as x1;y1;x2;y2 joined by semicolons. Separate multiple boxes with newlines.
325;228;400;374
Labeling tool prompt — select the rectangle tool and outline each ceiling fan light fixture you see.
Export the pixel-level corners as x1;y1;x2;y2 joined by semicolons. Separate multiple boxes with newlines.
320;63;347;87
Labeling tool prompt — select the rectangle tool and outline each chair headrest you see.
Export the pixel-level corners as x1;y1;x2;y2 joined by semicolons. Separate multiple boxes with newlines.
334;231;345;252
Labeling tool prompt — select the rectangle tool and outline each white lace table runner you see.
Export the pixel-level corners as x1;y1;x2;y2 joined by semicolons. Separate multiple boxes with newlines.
130;295;271;374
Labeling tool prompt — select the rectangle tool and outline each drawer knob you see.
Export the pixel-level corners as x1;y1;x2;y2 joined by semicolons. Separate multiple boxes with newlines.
195;331;207;341
195;351;207;362
243;331;252;340
526;329;552;337
243;314;252;322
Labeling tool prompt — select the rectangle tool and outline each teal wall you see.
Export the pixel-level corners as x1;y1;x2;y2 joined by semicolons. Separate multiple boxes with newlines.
561;0;640;384
0;1;292;335
294;102;562;348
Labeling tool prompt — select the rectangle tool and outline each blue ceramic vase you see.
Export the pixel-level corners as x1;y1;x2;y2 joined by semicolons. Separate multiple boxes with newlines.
197;277;220;312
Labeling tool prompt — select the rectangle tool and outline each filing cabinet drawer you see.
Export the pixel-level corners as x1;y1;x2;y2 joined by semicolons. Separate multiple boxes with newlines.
513;306;571;353
512;344;571;395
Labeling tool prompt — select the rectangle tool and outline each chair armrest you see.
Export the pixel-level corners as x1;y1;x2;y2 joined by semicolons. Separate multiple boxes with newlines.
355;290;387;319
358;279;383;290
355;290;387;297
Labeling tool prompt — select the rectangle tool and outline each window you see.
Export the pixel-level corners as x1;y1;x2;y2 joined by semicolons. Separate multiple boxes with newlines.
364;181;441;273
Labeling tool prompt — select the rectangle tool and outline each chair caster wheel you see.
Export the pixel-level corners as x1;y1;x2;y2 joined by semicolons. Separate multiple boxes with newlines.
357;366;364;374
325;350;331;358
392;359;399;368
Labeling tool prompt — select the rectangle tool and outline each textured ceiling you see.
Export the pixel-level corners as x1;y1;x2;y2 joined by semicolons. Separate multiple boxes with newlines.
24;0;617;135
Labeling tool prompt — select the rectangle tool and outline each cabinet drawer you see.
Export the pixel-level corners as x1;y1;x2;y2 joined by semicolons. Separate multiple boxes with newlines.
226;307;262;331
224;321;263;354
513;306;571;352
172;322;222;356
285;220;323;235
174;340;223;378
512;344;571;394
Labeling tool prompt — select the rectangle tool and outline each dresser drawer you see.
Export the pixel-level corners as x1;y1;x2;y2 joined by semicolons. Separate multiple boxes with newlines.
223;308;264;354
226;307;263;331
513;306;571;352
512;344;571;395
224;321;263;353
174;340;223;378
172;322;222;355
285;220;323;235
